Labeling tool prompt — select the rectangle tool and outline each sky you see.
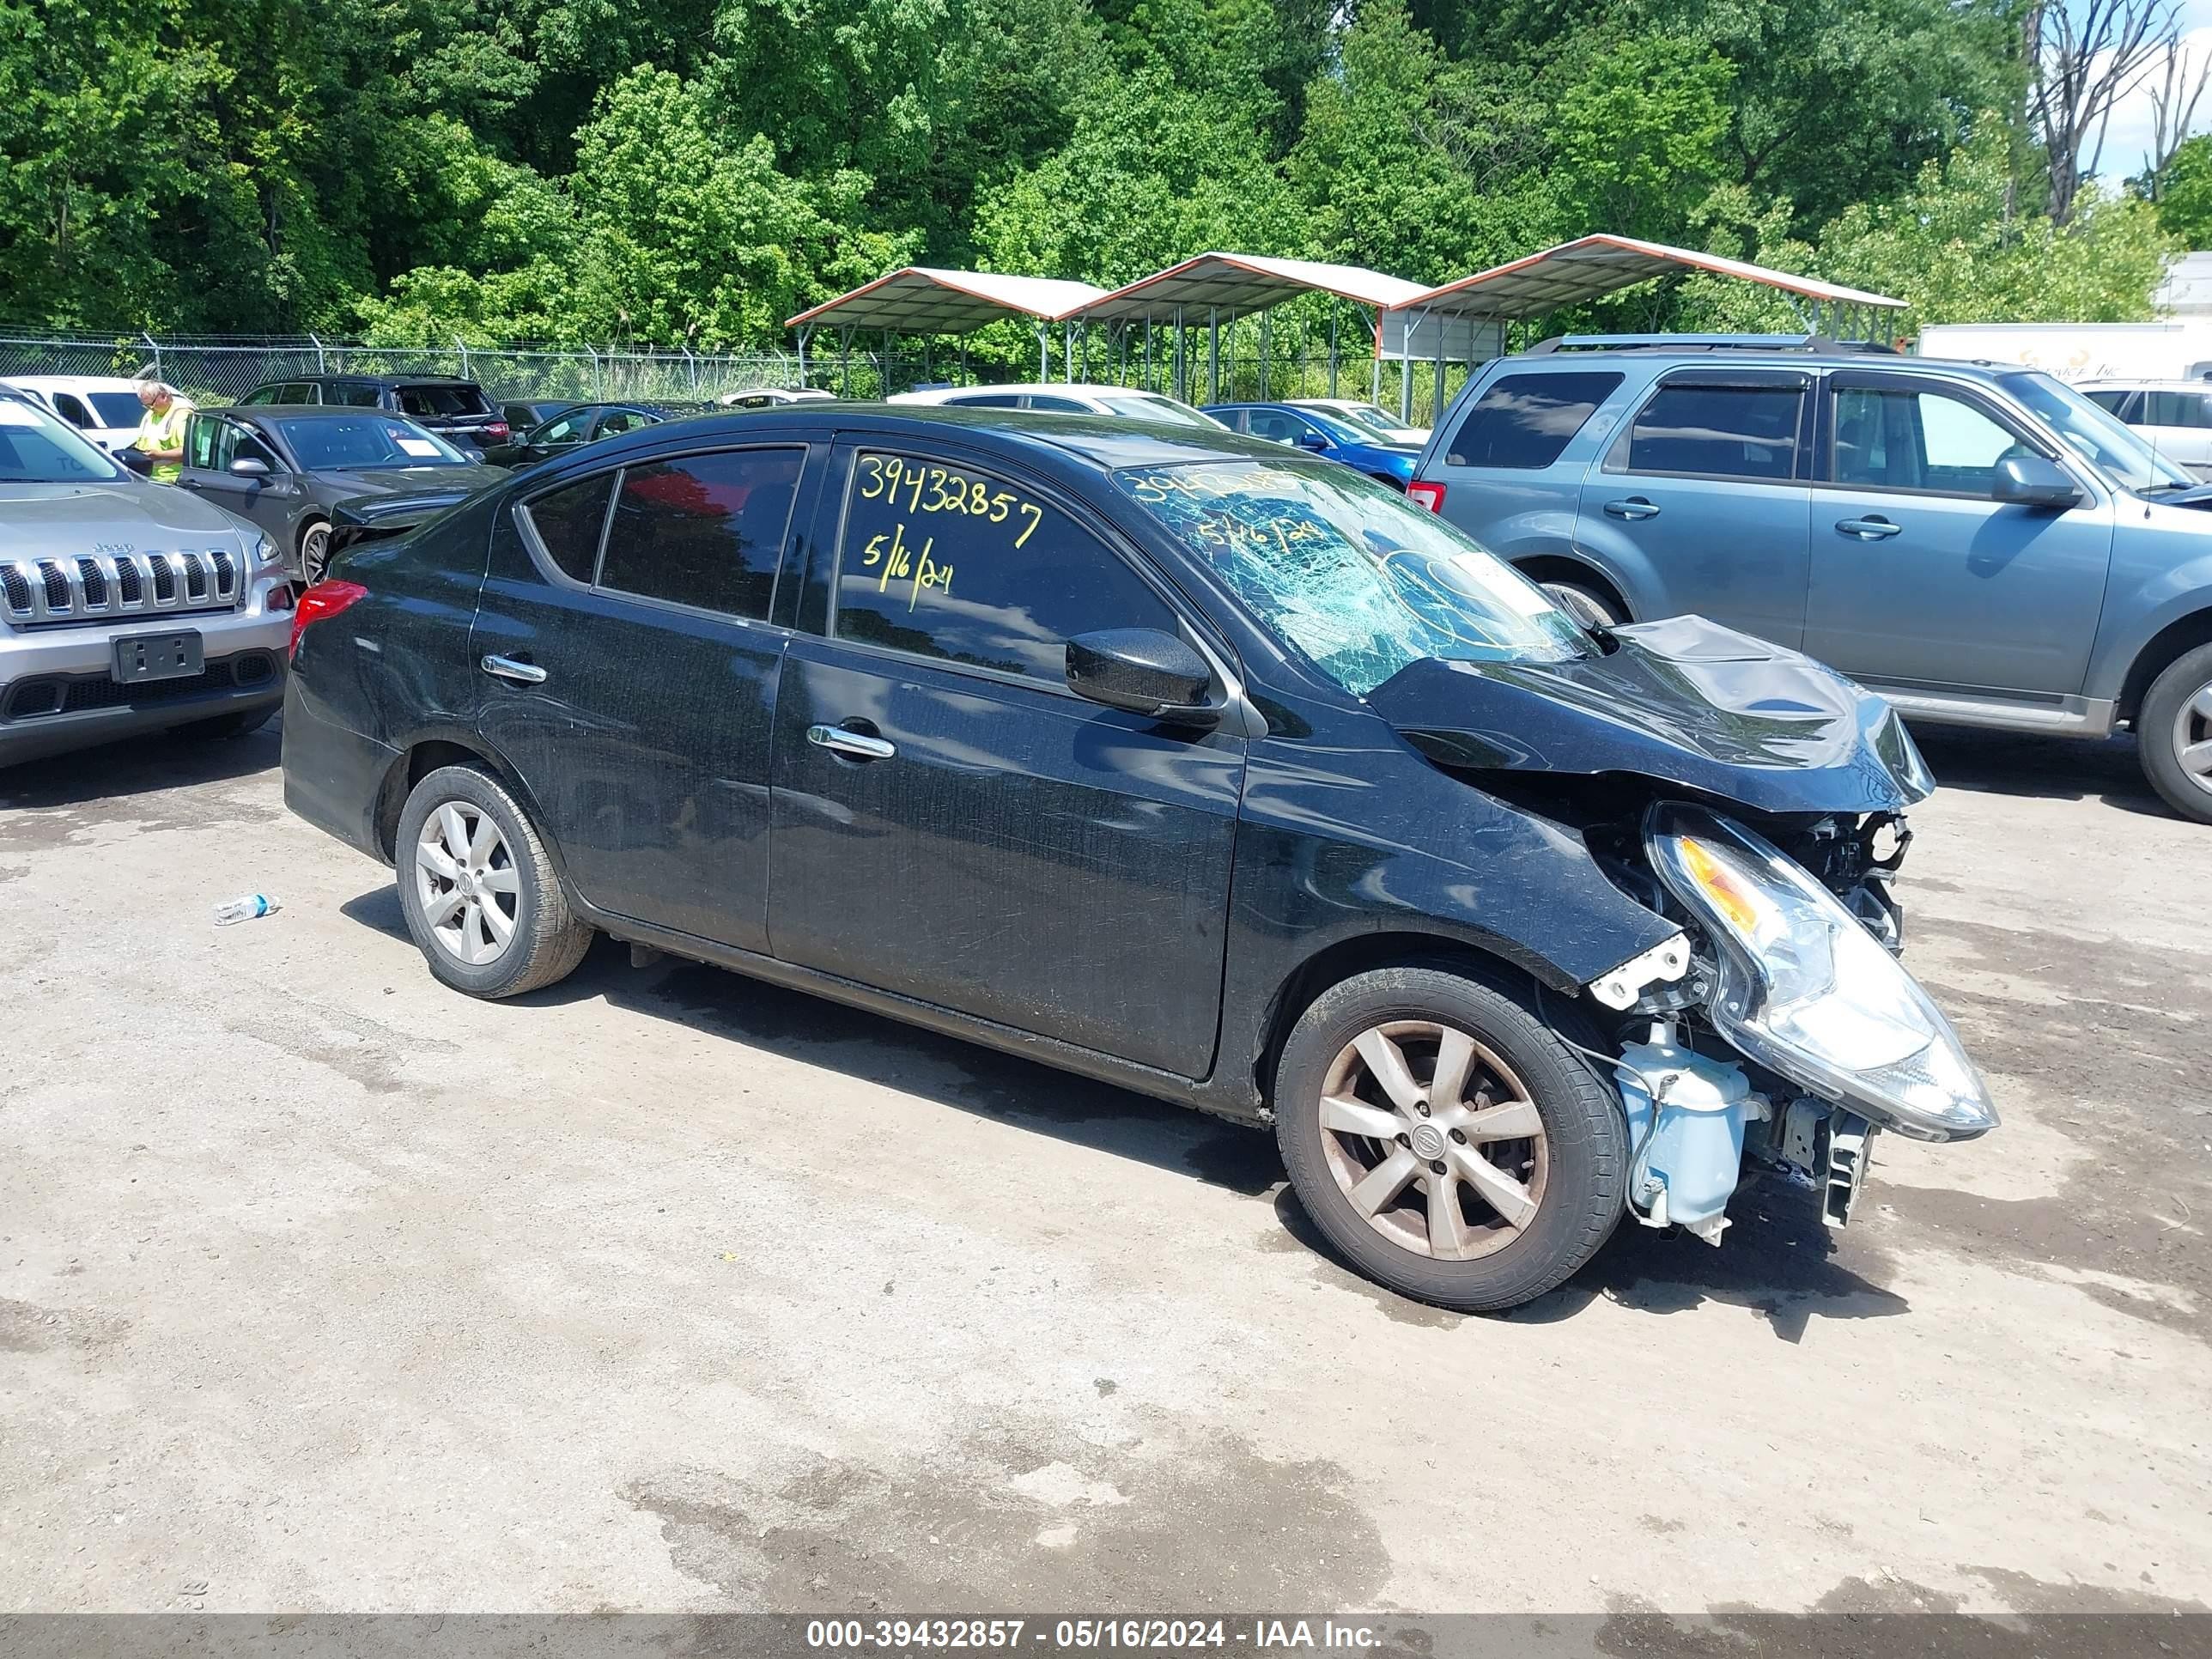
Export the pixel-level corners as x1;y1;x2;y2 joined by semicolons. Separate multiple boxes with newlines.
2092;0;2212;182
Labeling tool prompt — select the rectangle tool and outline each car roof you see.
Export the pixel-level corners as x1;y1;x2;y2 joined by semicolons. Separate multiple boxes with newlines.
1495;347;2032;386
526;401;1288;479
4;374;148;393
2077;377;2211;389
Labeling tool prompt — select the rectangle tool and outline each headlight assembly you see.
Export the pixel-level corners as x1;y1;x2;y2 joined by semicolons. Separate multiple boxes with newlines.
1645;804;1996;1142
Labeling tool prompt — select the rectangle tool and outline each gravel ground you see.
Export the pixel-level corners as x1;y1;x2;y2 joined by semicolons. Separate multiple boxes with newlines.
0;717;2206;1622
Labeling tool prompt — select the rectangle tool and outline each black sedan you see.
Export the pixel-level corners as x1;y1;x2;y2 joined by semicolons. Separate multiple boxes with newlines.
176;405;499;583
481;402;673;470
501;399;578;434
281;405;1995;1314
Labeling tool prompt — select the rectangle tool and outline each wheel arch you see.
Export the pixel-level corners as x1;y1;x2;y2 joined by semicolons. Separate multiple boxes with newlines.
1511;555;1632;622
373;732;543;865
1250;930;1577;1107
2118;606;2212;726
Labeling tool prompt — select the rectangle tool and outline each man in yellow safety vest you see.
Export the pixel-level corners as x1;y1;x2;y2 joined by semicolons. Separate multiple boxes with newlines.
131;380;196;483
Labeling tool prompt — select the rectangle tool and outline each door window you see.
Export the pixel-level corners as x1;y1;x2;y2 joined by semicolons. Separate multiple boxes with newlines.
598;409;653;435
185;416;222;471
1832;385;2024;495
1445;372;1622;469
1624;382;1802;480
598;447;802;620
520;473;615;583
1024;395;1087;412
948;392;1021;408
2084;389;2136;416
2144;390;2212;428
328;382;383;407
533;410;589;446
1243;408;1313;446
52;393;94;428
835;451;1177;680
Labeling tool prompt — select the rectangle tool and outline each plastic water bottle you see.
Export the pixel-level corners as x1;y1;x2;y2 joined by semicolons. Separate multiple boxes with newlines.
214;894;281;926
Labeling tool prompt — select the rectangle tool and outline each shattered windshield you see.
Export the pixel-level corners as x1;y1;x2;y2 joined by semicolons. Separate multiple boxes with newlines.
1115;458;1587;695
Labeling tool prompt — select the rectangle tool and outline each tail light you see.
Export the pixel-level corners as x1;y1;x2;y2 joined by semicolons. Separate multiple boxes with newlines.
289;580;368;660
1407;481;1447;514
483;422;509;441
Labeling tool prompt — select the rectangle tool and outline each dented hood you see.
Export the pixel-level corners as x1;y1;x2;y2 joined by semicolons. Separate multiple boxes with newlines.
1368;614;1933;817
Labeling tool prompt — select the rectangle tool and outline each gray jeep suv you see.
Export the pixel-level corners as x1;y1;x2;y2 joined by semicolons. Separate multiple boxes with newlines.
1410;334;2212;823
0;392;294;768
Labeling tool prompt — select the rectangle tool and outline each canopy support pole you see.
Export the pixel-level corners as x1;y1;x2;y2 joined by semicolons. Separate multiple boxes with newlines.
1329;307;1340;398
1208;308;1219;403
795;325;812;389
839;326;854;398
1433;320;1446;427
1174;306;1185;404
1370;310;1382;407
1401;309;1419;424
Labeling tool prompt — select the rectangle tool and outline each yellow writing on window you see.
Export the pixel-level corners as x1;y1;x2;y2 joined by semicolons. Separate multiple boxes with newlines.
857;455;1043;548
861;520;955;611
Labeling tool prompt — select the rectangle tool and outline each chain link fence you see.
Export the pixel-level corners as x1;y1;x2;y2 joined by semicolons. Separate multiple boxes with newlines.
0;333;822;410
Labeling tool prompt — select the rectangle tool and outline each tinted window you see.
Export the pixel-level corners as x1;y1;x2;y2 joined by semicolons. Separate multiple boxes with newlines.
397;383;492;417
598;447;800;619
51;393;94;428
1626;382;1802;480
836;450;1176;679
533;410;590;446
240;385;279;405
1243;408;1312;445
275;416;467;470
1832;385;2021;493
2146;390;2212;428
520;473;615;584
949;393;1021;408
328;382;383;407
1446;372;1621;469
598;408;654;435
2084;389;2133;416
88;392;144;427
1026;395;1087;412
276;383;314;404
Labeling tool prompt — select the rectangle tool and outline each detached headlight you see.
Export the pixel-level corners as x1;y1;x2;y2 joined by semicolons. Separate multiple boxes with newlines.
1646;804;1996;1142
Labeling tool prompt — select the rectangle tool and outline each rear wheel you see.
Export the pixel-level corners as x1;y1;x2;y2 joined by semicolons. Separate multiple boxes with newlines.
299;520;331;586
1273;966;1626;1313
2140;641;2212;825
394;765;592;998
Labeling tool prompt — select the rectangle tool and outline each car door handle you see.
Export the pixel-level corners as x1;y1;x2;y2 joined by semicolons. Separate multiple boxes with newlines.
479;653;547;684
1603;497;1659;520
807;723;896;761
1836;517;1902;539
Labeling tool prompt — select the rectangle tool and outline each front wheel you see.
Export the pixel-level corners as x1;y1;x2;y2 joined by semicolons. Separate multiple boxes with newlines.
299;520;331;586
1273;967;1626;1313
394;765;592;998
1540;581;1622;629
2139;641;2212;826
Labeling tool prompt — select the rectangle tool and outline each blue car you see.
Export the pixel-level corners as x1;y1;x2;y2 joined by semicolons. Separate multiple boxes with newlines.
1203;401;1419;489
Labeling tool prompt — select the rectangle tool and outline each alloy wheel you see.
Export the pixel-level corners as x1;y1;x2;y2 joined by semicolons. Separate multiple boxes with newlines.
2172;678;2212;801
301;524;331;586
413;801;520;966
1316;1020;1549;1261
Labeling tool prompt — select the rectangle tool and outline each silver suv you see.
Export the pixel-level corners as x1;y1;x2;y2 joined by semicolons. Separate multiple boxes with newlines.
1;392;294;768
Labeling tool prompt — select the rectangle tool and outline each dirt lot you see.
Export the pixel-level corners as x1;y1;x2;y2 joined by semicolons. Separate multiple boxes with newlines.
1;717;2207;1620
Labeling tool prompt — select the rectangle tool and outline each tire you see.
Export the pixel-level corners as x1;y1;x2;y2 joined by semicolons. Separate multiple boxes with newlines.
393;764;592;998
2140;641;2212;825
1273;966;1626;1313
298;520;331;586
1540;581;1622;629
181;707;276;740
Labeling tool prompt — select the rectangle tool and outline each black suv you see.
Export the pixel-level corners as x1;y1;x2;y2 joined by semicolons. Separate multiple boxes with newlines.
280;404;1996;1312
238;375;510;452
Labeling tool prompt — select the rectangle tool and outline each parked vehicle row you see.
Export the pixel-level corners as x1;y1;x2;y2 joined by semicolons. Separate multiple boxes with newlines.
282;399;1997;1315
1408;335;2212;823
0;390;293;766
1204;400;1422;489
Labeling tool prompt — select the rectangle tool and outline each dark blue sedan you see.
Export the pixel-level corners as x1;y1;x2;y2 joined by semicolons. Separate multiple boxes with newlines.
1203;401;1420;489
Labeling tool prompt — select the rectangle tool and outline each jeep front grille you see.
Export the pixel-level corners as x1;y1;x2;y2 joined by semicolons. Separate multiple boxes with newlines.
2;550;240;626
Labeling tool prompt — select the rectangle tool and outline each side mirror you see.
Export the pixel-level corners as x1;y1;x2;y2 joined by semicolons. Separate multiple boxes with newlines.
1991;453;2080;509
1294;432;1329;453
228;456;271;478
1066;629;1217;724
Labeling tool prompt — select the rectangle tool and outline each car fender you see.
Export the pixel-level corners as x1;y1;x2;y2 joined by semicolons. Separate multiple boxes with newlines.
2085;522;2212;702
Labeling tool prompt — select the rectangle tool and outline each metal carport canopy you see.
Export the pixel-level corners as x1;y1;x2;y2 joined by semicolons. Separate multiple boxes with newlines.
1396;234;1905;319
785;267;1107;332
1066;252;1431;324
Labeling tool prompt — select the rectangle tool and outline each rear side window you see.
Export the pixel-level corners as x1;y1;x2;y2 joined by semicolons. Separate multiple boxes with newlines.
2145;390;2212;428
598;447;801;620
1444;373;1621;469
52;393;94;428
328;382;383;407
398;384;491;417
2084;389;2134;416
520;474;615;584
949;393;1021;408
834;450;1176;680
1625;382;1802;480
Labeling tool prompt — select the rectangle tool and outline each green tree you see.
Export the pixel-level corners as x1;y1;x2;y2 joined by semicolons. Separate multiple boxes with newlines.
2153;133;2212;251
